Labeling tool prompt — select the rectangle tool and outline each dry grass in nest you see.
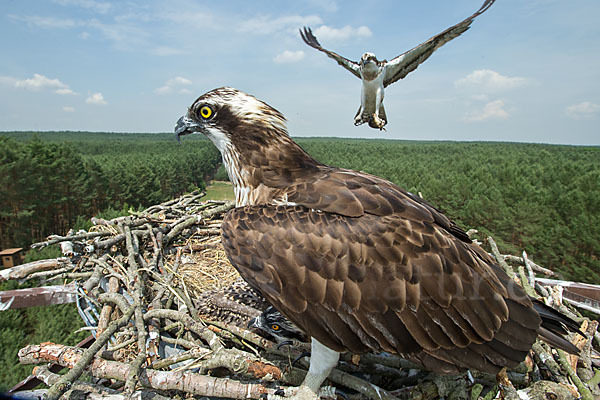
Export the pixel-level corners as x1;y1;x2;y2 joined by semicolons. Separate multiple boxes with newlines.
177;240;240;296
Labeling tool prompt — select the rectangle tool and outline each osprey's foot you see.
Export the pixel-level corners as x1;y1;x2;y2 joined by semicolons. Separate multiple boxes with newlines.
265;385;314;400
354;115;367;126
276;339;311;354
368;114;387;131
265;385;339;400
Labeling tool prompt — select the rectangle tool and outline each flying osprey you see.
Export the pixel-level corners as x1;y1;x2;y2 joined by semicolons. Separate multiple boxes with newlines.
175;87;580;399
300;0;496;130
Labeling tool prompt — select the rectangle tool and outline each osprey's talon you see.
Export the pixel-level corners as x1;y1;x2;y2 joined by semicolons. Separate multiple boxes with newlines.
335;388;349;400
267;385;319;400
292;351;311;367
317;386;345;400
353;117;365;126
370;114;387;130
276;340;294;350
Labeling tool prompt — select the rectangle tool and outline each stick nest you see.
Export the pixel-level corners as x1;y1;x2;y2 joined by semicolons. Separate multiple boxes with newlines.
4;192;600;400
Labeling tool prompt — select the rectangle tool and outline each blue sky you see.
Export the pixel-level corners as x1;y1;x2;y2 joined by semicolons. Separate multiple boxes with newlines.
0;0;598;145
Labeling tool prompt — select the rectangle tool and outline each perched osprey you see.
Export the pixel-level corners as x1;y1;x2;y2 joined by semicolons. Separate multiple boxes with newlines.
300;0;496;130
175;87;580;400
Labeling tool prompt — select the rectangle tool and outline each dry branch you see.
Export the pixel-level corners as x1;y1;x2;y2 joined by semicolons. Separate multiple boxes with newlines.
487;236;516;278
0;258;73;282
19;342;275;399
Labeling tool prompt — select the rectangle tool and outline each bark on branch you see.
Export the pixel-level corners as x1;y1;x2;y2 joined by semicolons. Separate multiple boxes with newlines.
18;342;276;399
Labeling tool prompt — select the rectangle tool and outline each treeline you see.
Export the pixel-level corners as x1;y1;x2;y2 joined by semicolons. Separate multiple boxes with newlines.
296;139;600;283
0;133;598;284
0;132;221;249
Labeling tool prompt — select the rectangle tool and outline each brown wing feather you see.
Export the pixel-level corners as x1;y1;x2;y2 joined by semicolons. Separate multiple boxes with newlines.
383;0;496;87
221;204;540;374
300;27;362;80
285;167;472;242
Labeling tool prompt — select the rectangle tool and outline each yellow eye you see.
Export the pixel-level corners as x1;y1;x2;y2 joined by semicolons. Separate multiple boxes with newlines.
199;105;213;120
271;324;280;331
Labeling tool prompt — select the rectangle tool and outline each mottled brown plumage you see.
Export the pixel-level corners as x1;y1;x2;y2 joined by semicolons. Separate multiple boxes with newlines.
175;88;579;386
221;204;542;373
196;279;269;326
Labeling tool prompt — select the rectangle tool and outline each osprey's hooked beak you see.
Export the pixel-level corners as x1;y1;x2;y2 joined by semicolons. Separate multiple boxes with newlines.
360;53;377;67
174;114;203;142
247;317;261;330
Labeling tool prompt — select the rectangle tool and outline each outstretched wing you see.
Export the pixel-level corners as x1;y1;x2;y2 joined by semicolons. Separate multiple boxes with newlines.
300;27;362;79
383;0;495;87
222;204;541;374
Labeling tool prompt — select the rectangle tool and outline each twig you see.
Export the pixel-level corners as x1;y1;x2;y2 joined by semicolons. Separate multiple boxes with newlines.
0;258;72;282
22;305;134;400
121;223;149;393
518;266;538;298
19;342;276;399
31;232;111;249
96;276;119;338
531;341;568;384
160;335;203;350
522;251;537;286
557;349;594;400
487;236;515;278
150;346;212;370
501;254;555;276
588;369;600;388
163;202;234;245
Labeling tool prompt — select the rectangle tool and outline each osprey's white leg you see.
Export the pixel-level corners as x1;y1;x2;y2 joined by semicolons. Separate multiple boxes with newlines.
354;85;367;126
354;105;366;126
371;87;387;130
268;338;340;400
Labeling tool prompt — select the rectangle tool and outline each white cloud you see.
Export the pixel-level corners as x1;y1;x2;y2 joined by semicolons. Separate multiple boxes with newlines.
313;25;372;42
274;50;305;64
63;106;75;112
154;76;192;95
52;0;112;14
9;12;151;53
86;92;107;105
8;15;78;29
158;10;215;28
464;100;509;122
154;86;171;95
309;0;338;12
565;101;600;120
152;46;184;56
169;77;192;86
14;73;75;95
56;88;76;95
471;94;489;101
455;69;529;92
88;19;147;45
238;15;322;35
